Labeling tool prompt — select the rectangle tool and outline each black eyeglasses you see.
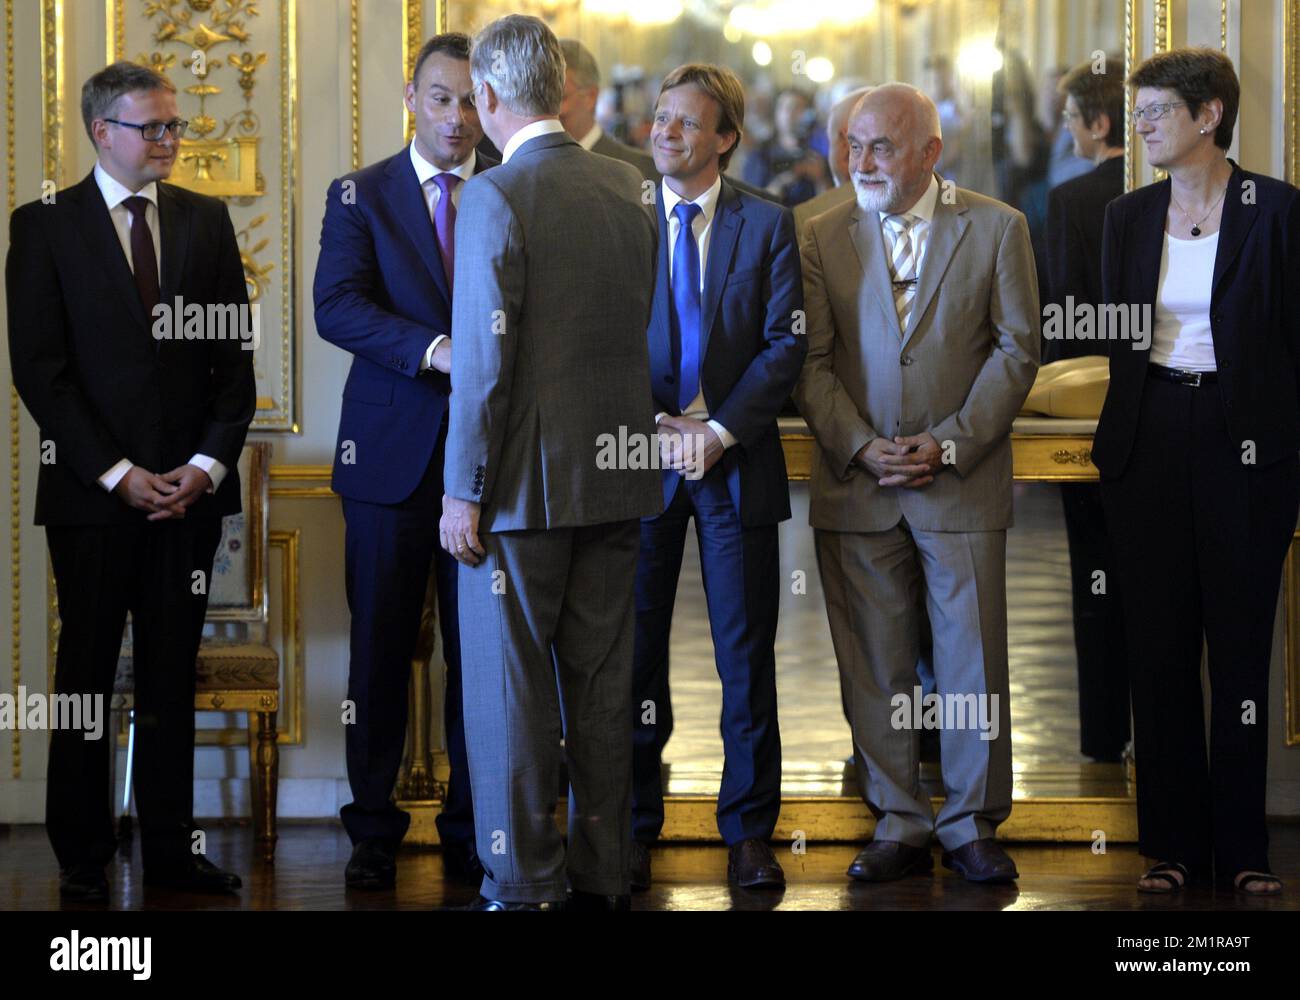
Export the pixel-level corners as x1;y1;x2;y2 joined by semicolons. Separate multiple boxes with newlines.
103;118;189;142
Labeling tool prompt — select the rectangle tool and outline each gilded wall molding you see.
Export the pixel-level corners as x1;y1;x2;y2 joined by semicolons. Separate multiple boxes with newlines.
7;0;19;778
403;0;423;142
1125;0;1172;192
1287;0;1299;185
350;0;359;171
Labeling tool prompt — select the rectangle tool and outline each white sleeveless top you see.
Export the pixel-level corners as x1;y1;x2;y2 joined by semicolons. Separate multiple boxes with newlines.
1149;231;1219;371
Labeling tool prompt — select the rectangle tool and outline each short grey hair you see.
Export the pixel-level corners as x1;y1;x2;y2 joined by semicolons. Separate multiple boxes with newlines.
470;15;566;117
81;61;176;146
559;39;600;90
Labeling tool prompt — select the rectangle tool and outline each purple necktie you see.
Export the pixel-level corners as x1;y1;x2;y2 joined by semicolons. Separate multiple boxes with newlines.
430;173;461;290
124;195;160;316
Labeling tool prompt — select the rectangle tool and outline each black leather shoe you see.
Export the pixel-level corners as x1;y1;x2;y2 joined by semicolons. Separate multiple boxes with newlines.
846;840;934;882
629;841;651;892
727;838;785;889
441;839;484;885
568;890;631;912
59;865;109;903
942;838;1019;883
346;839;397;889
143;855;242;893
460;895;565;911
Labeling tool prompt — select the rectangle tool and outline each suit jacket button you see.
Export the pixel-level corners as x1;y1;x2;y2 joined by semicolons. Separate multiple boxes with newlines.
665;375;675;385
900;356;913;366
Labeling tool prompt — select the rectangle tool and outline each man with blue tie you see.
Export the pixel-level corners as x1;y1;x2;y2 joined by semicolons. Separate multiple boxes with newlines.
313;33;495;889
631;63;806;890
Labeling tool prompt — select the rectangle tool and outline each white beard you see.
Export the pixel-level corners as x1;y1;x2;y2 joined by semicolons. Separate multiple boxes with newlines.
853;173;900;214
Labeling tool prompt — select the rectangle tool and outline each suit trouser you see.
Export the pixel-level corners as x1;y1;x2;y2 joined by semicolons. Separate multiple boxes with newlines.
1100;375;1299;877
45;516;223;871
459;519;640;902
815;521;1012;851
631;472;782;845
1059;484;1130;761
339;426;472;848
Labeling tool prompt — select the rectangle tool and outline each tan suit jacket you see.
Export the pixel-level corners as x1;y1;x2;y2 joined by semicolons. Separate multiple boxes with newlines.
793;183;1040;532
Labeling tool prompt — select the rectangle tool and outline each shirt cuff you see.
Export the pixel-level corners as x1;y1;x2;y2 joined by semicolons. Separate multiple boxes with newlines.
421;335;449;372
99;459;134;493
654;411;669;424
707;419;737;450
188;454;226;494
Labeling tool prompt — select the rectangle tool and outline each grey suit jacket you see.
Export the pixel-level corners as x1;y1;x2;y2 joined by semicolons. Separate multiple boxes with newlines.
445;129;663;532
592;131;659;184
793;184;1040;533
793;182;856;243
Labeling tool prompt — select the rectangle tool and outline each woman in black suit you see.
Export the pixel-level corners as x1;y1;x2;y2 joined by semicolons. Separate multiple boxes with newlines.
1044;56;1130;765
1095;47;1300;895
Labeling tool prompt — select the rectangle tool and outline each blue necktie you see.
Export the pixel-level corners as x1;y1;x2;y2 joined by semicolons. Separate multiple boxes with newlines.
671;201;703;413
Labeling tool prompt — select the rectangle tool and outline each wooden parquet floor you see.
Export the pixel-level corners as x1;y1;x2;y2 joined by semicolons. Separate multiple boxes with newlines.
2;822;1297;911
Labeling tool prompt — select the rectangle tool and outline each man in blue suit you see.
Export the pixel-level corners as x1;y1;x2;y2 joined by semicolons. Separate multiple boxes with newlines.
631;63;806;890
313;33;495;889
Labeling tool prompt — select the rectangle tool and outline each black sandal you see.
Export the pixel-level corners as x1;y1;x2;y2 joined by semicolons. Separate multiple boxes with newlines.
1137;861;1188;894
1234;871;1282;895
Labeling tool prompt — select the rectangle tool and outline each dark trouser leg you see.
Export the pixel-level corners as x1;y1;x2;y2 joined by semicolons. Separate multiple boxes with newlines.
131;516;223;870
1102;378;1212;877
339;466;440;847
630;479;690;844
689;480;782;845
44;525;136;870
1189;390;1300;877
1060;483;1130;761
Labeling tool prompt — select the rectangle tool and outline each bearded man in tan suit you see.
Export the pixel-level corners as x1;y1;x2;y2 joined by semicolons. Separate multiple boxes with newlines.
794;84;1039;884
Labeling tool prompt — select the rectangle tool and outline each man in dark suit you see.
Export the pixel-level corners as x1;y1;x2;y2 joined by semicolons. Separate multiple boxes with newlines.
631;63;806;891
1044;58;1129;764
313;32;494;889
6;62;255;901
439;14;661;911
558;38;658;182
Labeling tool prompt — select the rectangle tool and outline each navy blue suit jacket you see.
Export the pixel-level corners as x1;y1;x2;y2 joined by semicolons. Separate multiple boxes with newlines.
1093;160;1300;478
648;178;807;526
313;146;495;505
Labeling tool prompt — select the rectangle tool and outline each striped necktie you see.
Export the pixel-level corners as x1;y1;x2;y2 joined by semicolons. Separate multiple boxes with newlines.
884;213;918;335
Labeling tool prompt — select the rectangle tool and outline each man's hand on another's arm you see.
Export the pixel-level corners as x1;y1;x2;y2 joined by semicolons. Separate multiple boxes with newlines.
113;466;183;519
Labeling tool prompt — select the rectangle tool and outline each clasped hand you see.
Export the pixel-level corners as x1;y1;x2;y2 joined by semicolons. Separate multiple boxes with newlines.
855;433;944;489
113;464;212;521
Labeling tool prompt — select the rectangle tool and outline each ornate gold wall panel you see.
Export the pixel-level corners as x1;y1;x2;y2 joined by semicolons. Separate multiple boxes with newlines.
107;0;299;432
7;0;17;778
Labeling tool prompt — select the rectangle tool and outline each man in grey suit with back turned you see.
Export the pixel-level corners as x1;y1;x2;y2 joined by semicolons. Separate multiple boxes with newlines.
794;84;1039;884
439;14;661;912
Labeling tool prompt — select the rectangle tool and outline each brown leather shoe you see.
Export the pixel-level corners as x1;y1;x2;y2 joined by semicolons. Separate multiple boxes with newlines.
942;838;1019;883
727;838;785;889
629;841;651;892
846;840;934;882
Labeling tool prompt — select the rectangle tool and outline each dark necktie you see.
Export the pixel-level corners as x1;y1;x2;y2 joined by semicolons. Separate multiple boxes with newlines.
671;201;703;413
124;195;160;317
430;173;461;291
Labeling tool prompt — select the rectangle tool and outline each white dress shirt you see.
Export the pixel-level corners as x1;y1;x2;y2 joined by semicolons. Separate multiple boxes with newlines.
1150;232;1219;372
657;175;735;449
500;117;567;164
92;162;225;496
577;124;603;151
877;173;941;275
410;142;477;370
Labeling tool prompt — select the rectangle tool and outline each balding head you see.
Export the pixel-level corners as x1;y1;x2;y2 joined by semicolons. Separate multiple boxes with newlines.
827;86;871;186
847;82;944;214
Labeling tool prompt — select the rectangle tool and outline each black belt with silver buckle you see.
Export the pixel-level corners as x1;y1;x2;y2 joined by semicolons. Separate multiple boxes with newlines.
1147;364;1218;387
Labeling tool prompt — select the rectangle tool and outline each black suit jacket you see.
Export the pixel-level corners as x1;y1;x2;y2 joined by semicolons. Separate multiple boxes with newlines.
6;170;256;525
1044;155;1124;363
1093;160;1300;478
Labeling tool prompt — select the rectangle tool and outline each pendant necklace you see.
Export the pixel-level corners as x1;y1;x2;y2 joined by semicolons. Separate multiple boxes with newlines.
1171;184;1228;237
